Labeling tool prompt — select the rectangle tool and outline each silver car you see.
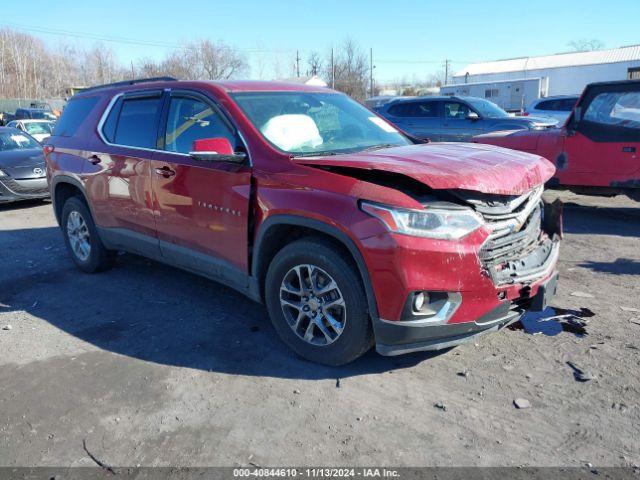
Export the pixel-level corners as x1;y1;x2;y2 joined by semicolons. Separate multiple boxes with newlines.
0;127;49;204
524;95;579;125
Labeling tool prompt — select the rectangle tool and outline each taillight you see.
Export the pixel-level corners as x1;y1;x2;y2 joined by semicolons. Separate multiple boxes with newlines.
43;145;55;155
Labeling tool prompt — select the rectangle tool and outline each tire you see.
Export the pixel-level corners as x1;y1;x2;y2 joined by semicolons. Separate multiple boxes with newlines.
61;196;116;273
265;238;373;366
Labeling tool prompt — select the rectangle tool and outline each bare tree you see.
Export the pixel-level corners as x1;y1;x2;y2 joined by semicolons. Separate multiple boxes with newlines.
0;28;250;101
323;39;369;100
567;39;605;52
133;40;248;80
306;51;322;76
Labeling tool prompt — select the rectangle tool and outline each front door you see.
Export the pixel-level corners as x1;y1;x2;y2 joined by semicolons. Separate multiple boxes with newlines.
441;101;484;142
151;90;252;278
561;82;640;186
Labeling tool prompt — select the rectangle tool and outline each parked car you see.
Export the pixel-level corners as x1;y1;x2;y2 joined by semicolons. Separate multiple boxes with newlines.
364;95;407;109
524;95;579;124
0;127;50;203
46;78;561;365
375;96;558;142
14;108;57;121
6;119;55;143
473;80;640;199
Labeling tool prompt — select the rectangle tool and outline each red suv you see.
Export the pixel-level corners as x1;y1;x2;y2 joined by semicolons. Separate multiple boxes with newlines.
45;77;561;365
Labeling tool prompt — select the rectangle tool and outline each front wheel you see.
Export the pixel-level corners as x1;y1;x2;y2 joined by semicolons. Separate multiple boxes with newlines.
265;238;373;366
61;196;116;273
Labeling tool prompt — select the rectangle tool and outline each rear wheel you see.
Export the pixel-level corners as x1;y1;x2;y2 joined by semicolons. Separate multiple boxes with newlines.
61;197;116;273
265;238;373;365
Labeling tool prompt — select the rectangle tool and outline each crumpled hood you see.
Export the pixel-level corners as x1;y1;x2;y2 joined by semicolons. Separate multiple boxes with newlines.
294;142;555;195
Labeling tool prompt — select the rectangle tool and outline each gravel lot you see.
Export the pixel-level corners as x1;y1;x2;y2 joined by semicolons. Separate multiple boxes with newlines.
1;190;639;468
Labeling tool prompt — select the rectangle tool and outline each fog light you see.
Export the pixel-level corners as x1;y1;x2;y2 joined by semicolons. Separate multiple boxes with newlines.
413;292;427;312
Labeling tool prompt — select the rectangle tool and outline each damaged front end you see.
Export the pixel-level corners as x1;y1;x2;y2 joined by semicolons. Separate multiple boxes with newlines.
451;186;562;286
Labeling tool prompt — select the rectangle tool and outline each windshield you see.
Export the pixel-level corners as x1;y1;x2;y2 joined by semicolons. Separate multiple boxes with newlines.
232;92;411;155
0;130;41;151
23;122;54;135
465;98;509;119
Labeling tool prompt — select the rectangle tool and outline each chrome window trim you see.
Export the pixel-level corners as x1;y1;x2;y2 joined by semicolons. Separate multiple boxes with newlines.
96;89;253;165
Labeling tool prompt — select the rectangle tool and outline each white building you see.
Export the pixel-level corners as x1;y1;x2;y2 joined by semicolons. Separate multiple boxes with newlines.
449;45;640;108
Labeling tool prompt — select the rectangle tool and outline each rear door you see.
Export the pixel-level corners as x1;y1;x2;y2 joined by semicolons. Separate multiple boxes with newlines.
151;90;252;276
384;101;441;140
441;101;484;141
562;82;640;185
83;90;163;254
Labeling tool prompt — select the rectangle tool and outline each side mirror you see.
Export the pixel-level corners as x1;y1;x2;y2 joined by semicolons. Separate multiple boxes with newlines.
189;137;247;164
466;111;480;121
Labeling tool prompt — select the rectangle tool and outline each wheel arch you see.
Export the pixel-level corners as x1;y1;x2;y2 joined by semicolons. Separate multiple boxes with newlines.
51;176;89;226
251;215;379;322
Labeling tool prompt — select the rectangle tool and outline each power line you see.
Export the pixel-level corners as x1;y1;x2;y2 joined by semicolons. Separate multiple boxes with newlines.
3;22;476;66
1;22;293;54
376;59;471;64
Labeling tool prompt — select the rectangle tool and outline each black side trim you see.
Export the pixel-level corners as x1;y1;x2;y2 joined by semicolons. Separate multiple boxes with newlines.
97;227;259;302
252;215;379;322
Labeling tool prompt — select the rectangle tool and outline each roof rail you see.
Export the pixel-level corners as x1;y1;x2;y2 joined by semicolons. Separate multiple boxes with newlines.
80;77;177;93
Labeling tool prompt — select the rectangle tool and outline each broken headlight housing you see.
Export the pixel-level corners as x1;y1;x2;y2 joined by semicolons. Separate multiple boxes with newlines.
361;201;483;240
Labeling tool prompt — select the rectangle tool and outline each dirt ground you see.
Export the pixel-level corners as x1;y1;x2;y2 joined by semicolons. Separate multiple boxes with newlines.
0;190;639;468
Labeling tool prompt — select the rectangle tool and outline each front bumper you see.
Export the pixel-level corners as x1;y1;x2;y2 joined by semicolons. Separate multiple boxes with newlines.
374;301;524;356
0;177;49;203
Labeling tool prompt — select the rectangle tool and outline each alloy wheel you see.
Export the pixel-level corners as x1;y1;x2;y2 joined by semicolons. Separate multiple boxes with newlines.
279;264;346;346
66;210;91;262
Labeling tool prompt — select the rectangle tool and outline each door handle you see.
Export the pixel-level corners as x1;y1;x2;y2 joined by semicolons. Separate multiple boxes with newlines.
155;166;176;178
87;155;101;165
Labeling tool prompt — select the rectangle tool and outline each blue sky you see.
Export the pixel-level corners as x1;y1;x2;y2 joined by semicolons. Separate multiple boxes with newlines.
3;0;640;82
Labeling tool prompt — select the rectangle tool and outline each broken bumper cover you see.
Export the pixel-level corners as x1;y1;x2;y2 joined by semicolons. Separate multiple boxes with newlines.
374;302;524;356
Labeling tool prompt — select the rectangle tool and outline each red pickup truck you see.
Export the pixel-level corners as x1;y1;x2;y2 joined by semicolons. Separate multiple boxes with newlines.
474;80;640;199
45;78;561;365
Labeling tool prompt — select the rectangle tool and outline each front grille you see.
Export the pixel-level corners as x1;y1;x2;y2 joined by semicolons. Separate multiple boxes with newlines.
453;186;557;285
0;178;49;196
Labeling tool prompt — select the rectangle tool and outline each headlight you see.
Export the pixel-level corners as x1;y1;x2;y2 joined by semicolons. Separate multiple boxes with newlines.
361;201;483;240
0;169;6;177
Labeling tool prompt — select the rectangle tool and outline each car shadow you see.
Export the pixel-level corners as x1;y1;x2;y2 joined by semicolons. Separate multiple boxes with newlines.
562;202;640;238
578;258;640;276
0;226;442;380
0;198;50;212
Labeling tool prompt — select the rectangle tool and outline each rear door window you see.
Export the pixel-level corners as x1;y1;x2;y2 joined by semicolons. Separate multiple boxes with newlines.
559;98;577;111
388;101;439;118
536;100;557;111
53;97;99;137
112;96;163;149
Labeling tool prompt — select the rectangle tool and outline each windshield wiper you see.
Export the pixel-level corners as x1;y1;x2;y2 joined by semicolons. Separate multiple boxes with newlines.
292;151;339;157
359;143;396;152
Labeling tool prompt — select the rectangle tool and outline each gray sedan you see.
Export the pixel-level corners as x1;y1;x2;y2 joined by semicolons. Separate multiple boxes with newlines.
375;96;558;142
0;127;49;204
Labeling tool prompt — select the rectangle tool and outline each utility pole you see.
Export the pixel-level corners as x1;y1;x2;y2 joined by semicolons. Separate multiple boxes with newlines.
296;50;300;77
331;48;335;88
370;48;374;98
443;59;451;86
